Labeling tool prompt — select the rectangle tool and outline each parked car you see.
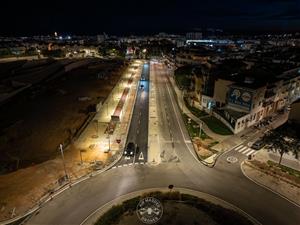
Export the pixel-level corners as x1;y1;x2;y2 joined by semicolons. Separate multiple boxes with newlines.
251;139;265;150
124;142;135;157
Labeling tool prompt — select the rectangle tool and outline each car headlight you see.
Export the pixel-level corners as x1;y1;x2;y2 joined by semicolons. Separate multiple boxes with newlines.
125;151;127;154
130;151;133;155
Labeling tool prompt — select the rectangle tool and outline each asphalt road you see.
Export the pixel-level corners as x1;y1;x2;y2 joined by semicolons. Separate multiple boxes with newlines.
26;61;300;225
117;62;149;166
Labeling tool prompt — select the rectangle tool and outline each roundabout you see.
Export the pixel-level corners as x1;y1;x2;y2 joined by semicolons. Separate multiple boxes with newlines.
24;61;300;225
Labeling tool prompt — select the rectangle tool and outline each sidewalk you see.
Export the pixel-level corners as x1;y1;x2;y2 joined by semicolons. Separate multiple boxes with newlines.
242;159;300;206
148;63;161;164
0;60;143;223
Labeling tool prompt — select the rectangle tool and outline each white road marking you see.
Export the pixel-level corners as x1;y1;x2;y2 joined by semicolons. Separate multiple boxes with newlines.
235;145;244;151
238;146;248;152
138;152;144;160
246;150;256;156
123;164;128;167
128;163;133;166
140;162;144;164
118;165;122;168
165;79;199;162
112;166;116;169
242;148;252;154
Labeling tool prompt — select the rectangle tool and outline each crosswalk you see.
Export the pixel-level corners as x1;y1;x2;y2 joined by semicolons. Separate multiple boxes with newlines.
232;145;258;156
112;161;147;169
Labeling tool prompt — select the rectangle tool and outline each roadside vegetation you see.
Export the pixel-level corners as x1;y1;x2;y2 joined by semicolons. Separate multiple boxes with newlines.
95;191;254;225
184;97;208;118
201;116;233;135
267;160;300;178
182;113;209;140
174;65;193;89
262;125;300;165
182;97;232;136
182;113;219;160
248;160;300;187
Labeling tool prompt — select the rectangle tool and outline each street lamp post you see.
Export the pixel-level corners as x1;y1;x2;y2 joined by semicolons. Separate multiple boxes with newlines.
106;102;108;116
59;144;68;180
199;122;202;138
108;134;111;152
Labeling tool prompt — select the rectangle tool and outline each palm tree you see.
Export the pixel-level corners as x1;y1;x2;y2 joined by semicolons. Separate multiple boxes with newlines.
263;129;298;165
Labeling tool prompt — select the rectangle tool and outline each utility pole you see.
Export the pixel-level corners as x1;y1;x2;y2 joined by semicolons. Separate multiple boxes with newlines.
108;134;111;151
199;122;202;138
106;102;108;116
59;144;68;180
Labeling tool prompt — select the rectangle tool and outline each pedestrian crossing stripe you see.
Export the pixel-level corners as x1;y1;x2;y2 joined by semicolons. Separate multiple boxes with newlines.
238;146;248;152
246;150;256;156
233;145;259;156
243;148;252;154
235;145;244;151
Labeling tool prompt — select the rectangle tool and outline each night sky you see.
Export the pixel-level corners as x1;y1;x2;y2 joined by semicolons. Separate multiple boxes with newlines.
1;0;299;36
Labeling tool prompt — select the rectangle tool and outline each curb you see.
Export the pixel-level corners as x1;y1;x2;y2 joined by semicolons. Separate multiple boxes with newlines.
166;75;219;168
80;187;262;225
240;161;300;208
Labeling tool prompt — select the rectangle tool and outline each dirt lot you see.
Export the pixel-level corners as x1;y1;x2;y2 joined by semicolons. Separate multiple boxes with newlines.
0;58;126;173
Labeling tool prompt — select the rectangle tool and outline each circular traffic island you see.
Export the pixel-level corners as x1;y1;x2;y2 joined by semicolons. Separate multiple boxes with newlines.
94;191;255;225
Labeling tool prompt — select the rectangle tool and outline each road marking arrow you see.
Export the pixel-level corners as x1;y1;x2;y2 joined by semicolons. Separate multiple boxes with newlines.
138;152;144;160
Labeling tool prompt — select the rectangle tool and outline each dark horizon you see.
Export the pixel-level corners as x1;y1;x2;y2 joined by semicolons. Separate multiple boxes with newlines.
1;0;300;36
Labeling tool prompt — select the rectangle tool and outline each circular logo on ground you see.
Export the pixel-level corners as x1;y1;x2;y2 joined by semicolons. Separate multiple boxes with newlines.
226;156;238;163
136;197;163;224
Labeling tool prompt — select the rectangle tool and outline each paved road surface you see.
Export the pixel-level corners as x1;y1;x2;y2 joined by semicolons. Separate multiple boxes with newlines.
117;62;149;166
26;61;300;225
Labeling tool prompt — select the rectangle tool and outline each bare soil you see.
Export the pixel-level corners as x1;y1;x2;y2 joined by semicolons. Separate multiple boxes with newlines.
0;58;126;173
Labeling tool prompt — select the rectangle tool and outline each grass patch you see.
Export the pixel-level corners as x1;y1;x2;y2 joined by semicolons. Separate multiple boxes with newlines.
95;191;254;225
182;113;210;140
207;141;219;149
267;160;300;178
184;97;208;118
201;116;233;135
94;197;140;225
174;74;191;89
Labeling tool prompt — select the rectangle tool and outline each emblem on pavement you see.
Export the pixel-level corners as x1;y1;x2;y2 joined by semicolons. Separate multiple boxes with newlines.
226;156;238;163
136;197;163;224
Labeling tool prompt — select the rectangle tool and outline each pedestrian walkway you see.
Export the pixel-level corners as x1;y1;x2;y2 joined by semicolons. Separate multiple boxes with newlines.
232;145;258;157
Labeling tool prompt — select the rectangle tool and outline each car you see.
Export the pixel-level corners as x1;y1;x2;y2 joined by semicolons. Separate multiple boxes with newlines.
251;139;265;150
124;142;135;157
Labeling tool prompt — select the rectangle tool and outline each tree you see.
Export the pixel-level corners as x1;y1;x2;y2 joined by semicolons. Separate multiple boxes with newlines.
263;129;299;165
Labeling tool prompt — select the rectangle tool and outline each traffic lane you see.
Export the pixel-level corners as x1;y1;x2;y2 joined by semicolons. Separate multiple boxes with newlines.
26;157;300;225
27;61;300;225
26;164;189;225
117;85;142;165
155;63;300;225
134;62;149;162
117;64;149;165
